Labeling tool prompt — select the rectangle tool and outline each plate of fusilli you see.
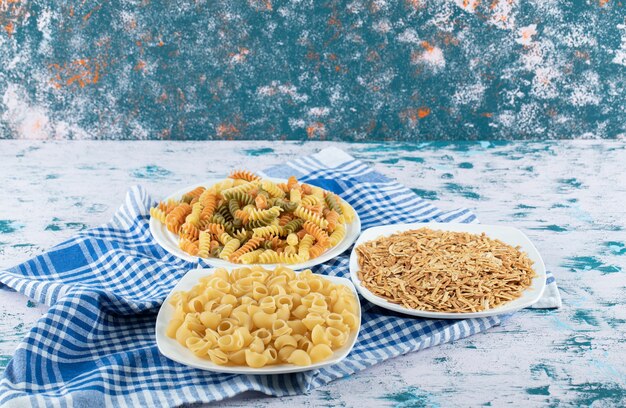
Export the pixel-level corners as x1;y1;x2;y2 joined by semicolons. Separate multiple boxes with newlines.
149;170;361;269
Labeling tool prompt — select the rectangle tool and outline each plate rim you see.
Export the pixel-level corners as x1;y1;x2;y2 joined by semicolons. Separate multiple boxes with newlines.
349;222;547;319
149;177;361;268
155;267;362;374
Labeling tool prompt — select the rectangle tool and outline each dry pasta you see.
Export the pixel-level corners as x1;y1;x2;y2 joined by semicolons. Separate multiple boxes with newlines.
166;266;359;367
150;170;357;264
356;228;536;313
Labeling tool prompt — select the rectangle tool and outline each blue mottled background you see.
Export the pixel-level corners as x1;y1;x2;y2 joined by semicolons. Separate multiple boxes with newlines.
0;0;625;140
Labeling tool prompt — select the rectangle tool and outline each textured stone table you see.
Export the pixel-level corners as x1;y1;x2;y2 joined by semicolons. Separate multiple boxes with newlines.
1;141;625;406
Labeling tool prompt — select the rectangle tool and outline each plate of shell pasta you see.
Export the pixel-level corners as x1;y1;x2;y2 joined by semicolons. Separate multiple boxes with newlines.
149;170;361;269
155;266;361;374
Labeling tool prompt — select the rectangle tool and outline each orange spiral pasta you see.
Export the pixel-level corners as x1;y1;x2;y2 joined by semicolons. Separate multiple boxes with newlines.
199;192;218;220
229;170;261;182
209;239;221;253
278;213;294;226
301;184;313;195
308;242;327;259
179;238;199;256
302;203;323;215
324;210;340;232
182;186;205;203
287;176;299;190
158;199;179;214
180;222;200;241
264;235;282;250
229;236;264;262
302;221;330;246
202;223;226;235
255;194;268;210
234;209;250;223
166;203;192;234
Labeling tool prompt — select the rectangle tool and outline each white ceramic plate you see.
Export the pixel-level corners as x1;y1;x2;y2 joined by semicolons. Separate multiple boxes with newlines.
149;178;361;269
349;222;547;319
155;268;362;374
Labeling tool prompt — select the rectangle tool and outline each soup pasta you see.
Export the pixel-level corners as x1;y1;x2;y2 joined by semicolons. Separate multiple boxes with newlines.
166;266;359;368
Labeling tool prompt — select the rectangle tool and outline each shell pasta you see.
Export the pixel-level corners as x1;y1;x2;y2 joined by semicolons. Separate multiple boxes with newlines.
151;170;356;264
166;266;359;368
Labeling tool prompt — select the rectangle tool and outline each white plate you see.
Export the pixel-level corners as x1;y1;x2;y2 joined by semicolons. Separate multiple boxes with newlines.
155;268;362;374
149;178;361;269
349;222;547;319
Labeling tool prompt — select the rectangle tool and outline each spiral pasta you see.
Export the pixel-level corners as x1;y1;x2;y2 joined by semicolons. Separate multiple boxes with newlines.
149;170;356;263
166;266;359;367
229;170;261;182
219;239;241;260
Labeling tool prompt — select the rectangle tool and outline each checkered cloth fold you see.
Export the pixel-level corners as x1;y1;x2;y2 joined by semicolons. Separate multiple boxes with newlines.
0;147;560;407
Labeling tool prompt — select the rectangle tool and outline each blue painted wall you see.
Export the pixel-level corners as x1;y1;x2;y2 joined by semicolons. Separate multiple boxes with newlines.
0;0;624;140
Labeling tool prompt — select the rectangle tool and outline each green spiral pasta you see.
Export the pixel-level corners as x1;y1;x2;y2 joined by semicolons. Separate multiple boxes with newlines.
247;218;275;228
282;218;304;235
324;194;343;215
271;198;298;213
232;229;250;242
225;191;254;206
228;199;241;218
221;181;260;200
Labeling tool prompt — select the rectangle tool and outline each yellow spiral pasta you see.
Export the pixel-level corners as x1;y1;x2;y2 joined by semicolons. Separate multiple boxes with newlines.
166;266;358;367
329;224;346;247
297;234;315;261
198;231;212;258
185;202;203;226
294;206;328;229
150;207;167;223
258;250;303;264
252;225;283;238
246;206;282;222
261;180;286;199
219;239;241;260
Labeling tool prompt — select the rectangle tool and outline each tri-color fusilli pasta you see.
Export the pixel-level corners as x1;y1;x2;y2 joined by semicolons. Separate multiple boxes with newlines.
150;170;356;264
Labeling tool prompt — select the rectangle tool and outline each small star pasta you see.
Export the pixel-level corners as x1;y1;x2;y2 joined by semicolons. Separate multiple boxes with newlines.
166;266;359;368
150;170;356;264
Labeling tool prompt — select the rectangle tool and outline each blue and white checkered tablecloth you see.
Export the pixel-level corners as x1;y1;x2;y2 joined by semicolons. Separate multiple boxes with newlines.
0;147;561;407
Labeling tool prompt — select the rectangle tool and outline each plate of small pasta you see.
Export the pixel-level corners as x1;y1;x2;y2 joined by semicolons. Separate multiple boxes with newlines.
155;266;361;374
149;170;361;269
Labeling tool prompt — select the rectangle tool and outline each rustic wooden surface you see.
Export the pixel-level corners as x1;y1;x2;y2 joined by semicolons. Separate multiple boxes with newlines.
0;141;625;407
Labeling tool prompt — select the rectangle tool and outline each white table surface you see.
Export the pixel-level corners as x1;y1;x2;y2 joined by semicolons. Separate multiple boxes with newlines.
1;140;625;407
